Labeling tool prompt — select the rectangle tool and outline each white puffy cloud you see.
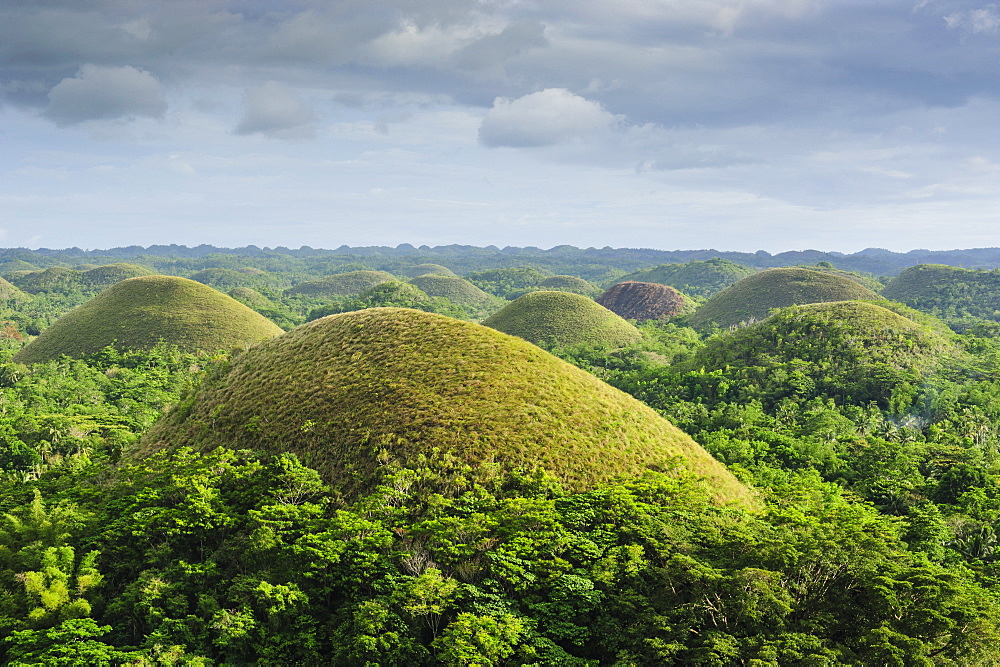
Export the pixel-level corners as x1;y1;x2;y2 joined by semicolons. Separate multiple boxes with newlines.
44;64;166;125
235;81;317;140
945;6;1000;34
479;88;618;148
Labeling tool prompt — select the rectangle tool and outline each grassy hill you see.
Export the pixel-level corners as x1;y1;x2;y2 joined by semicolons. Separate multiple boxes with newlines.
79;263;154;289
13;276;284;364
286;270;395;298
690;267;882;329
537;275;601;296
686;301;955;408
410;275;498;311
401;263;456;278
140;308;753;506
483;291;643;348
0;276;30;301
596;281;693;321
618;258;756;298
881;264;1000;322
10;266;81;293
465;267;553;298
189;267;270;290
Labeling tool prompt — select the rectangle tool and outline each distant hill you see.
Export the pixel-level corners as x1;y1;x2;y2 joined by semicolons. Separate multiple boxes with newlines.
400;263;456;278
13;276;284;363
8;263;153;294
286;270;395;298
189;267;273;290
536;275;601;296
881;264;1000;322
465;267;553;298
410;275;498;312
139;308;753;506
690;267;882;329
483;291;642;348
0;276;30;301
596;281;693;321
686;300;956;408
617;258;756;298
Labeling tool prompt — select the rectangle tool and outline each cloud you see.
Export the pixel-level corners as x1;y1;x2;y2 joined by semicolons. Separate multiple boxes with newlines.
945;6;1000;34
479;88;617;148
235;81;317;140
44;64;166;126
453;20;548;71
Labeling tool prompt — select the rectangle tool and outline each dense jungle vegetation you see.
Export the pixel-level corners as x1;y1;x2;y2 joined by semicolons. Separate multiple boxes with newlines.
5;246;1000;664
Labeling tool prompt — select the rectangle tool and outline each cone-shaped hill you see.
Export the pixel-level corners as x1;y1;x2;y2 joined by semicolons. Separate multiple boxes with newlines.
596;281;693;321
881;264;1000;321
286;270;395;298
79;263;154;289
140;308;753;506
483;291;643;348
0;276;29;301
13;276;284;364
410;275;497;310
687;301;956;407
401;263;456;278
690;267;881;329
619;258;756;298
538;275;600;296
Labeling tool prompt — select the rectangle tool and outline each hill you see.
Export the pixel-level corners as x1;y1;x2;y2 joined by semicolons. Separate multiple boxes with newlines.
0;276;30;301
596;281;693;321
686;301;955;407
483;291;643;348
78;263;154;289
400;263;456;278
189;267;270;290
618;258;756;298
139;308;753;506
690;267;882;329
13;276;284;364
537;275;601;296
286;270;395;298
881;264;1000;322
409;275;497;311
10;266;81;293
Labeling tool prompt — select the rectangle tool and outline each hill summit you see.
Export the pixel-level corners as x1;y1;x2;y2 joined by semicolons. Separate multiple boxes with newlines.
483;291;642;348
13;276;284;363
140;308;752;506
596;281;691;321
690;267;881;329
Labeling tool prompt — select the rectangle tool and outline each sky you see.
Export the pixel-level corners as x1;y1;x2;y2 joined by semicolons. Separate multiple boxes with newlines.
2;0;1000;253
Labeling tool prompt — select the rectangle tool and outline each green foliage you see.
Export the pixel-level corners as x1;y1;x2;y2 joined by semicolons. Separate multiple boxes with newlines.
141;308;752;506
483;291;644;349
306;281;471;321
618;257;756;298
882;263;1000;325
536;275;601;297
465;267;553;298
690;267;883;329
13;276;284;364
401;263;457;278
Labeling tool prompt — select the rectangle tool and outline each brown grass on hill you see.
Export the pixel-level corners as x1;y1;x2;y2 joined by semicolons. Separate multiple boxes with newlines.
596;281;689;321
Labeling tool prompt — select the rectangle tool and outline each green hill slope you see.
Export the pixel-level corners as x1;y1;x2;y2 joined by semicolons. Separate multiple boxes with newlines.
619;258;756;298
79;263;154;289
881;264;1000;321
596;281;692;321
690;267;882;329
410;275;497;310
687;301;955;407
0;276;30;301
286;270;395;298
140;308;753;506
483;291;643;348
537;275;601;296
13;276;284;363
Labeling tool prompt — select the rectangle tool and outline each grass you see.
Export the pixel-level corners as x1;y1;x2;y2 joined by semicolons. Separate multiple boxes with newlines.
139;307;753;507
410;275;498;310
690;267;882;329
13;276;284;363
483;291;643;348
0;276;29;301
596;281;693;321
78;263;154;289
286;270;396;297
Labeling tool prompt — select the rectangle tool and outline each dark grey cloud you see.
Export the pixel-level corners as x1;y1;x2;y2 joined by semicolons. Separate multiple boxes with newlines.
44;64;166;125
